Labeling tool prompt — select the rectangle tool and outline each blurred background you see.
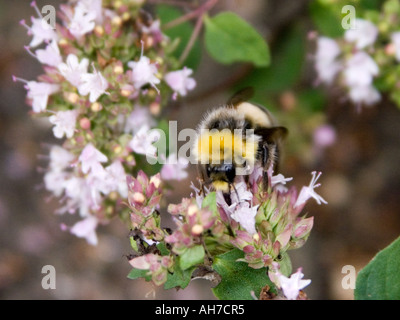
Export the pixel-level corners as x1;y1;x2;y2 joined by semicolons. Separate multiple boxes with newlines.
1;0;400;300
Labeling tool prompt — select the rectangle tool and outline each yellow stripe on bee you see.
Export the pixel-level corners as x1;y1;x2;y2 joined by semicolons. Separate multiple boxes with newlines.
212;180;229;192
196;129;259;165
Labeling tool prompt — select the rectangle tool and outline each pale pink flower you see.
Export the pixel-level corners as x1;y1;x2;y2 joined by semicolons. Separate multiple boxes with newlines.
129;125;161;158
80;0;103;24
70;215;99;245
271;173;293;188
124;106;156;134
278;268;311;300
48;145;75;171
24;80;60;113
230;202;259;235
20;17;58;48
78;66;108;102
344;19;378;49
34;41;62;67
348;85;381;106
44;170;69;197
294;171;327;208
344;51;379;88
314;37;342;84
79;143;108;174
58;54;90;88
164;67;196;96
161;154;189;181
128;43;160;91
49;110;78;139
105;160;128;198
68;2;96;39
313;124;337;148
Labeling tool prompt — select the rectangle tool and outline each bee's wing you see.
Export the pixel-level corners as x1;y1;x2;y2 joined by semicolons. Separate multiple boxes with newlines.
226;87;255;108
254;126;288;144
254;126;288;174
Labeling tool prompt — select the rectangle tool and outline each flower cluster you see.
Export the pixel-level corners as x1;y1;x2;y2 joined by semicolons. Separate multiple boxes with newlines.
15;0;196;243
127;166;327;293
314;1;400;109
314;19;380;107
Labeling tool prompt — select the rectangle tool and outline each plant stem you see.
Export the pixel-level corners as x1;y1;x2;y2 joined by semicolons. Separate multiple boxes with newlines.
162;0;218;30
179;12;204;64
147;0;198;9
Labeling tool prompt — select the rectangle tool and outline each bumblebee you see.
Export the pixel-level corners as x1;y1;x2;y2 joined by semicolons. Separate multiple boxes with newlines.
192;88;287;197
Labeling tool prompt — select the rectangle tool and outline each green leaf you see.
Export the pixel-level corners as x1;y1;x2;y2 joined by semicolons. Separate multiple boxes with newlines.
157;242;170;256
212;249;275;300
278;252;292;277
355;236;400;300
127;268;152;282
179;245;205;270
156;5;202;70
309;0;345;38
237;24;305;96
164;262;196;290
202;192;218;215
204;12;270;67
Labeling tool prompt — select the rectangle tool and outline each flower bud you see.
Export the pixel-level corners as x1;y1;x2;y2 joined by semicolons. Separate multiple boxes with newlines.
187;204;198;216
112;16;123;28
113;65;124;75
191;224;204;236
149;175;161;189
79;117;91;130
132;192;145;204
94;25;104;37
91;102;102;112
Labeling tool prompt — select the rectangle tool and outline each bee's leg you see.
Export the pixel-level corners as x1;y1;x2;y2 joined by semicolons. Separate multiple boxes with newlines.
197;165;207;195
261;144;270;190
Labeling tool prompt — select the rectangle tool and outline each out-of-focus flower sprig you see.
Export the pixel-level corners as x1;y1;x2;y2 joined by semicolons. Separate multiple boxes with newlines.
312;0;400;110
127;166;326;299
14;0;196;244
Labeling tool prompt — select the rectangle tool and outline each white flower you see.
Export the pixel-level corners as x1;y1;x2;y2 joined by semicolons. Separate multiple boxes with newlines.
314;37;342;84
348;85;381;106
25;81;60;113
80;0;103;24
344;19;378;49
391;32;400;62
105;160;128;198
124;106;156;134
20;17;58;48
165;67;196;96
70;215;99;245
230;202;259;235
230;181;253;204
161;154;189;181
271;173;293;188
295;171;327;208
280;269;311;300
79;143;108;174
344;51;379;88
35;41;62;67
48;145;75;171
78;66;108;102
44;170;69;197
58;54;89;88
68;2;96;39
129;125;161;158
49;110;78;139
128;43;160;91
